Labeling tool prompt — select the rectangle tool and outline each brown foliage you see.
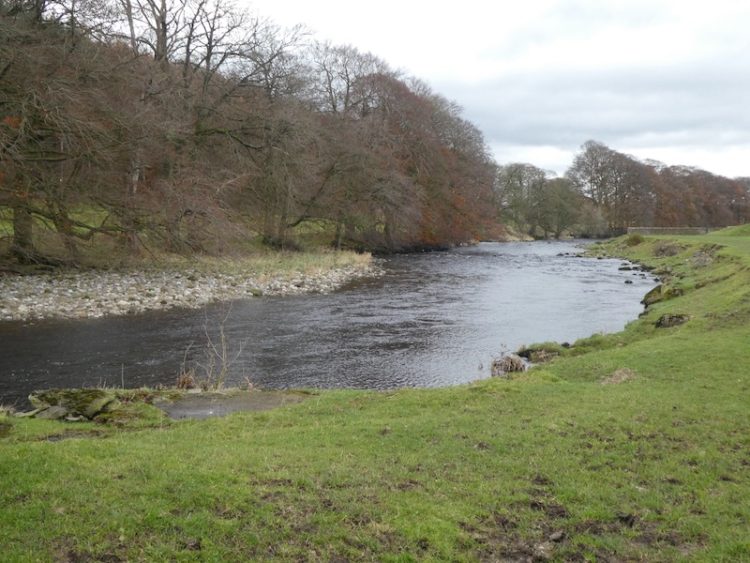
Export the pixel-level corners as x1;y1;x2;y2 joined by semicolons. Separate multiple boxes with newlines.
1;2;501;259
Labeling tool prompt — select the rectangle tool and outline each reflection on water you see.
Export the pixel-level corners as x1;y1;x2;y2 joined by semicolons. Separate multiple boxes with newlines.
0;242;656;405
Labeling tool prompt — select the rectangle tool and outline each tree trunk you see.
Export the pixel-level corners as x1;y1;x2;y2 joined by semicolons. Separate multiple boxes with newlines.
121;156;141;252
52;213;79;260
384;220;394;250
334;220;343;249
11;204;34;262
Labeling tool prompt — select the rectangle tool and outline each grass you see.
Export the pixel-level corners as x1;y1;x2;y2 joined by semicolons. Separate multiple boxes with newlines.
2;230;750;560
0;202;373;279
0;205;368;273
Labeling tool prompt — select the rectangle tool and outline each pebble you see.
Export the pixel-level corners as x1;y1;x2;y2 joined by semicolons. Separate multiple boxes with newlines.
0;263;384;322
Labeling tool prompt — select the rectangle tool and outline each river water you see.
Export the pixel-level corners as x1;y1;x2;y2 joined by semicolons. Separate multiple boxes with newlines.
0;241;656;405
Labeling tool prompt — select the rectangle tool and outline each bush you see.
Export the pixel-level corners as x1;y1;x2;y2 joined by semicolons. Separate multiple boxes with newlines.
626;233;645;246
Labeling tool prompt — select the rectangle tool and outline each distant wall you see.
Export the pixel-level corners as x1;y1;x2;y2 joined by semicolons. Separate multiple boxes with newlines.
627;227;717;235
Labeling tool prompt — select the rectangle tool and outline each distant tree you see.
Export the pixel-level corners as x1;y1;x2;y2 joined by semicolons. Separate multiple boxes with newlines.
566;140;616;214
538;178;582;238
734;177;750;224
495;163;547;236
566;141;746;230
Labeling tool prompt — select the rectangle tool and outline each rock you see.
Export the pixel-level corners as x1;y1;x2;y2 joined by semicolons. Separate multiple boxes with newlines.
83;395;116;418
29;394;50;410
641;284;683;306
36;405;70;420
533;542;554;560
641;284;663;306
29;389;118;420
549;531;565;542
517;347;559;363
64;415;87;422
491;354;526;376
14;408;43;418
656;314;689;328
0;262;384;321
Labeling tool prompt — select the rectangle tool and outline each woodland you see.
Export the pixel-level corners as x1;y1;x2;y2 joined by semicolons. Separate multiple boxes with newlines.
1;0;749;263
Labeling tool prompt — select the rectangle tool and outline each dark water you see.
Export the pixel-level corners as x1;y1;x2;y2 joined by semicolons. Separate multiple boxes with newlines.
0;242;656;405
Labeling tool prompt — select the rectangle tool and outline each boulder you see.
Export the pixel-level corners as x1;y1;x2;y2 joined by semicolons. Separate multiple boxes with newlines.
641;284;683;307
35;405;70;420
28;389;118;420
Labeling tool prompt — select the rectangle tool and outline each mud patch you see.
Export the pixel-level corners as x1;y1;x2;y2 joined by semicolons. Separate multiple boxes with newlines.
157;390;306;420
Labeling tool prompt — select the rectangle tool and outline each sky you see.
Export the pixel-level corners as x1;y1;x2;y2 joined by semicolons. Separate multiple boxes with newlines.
248;0;750;178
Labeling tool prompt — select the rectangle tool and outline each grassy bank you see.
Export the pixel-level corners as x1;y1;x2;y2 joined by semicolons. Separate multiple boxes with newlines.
2;230;750;561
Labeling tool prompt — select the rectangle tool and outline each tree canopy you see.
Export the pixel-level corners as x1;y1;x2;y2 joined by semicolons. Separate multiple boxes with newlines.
1;1;747;264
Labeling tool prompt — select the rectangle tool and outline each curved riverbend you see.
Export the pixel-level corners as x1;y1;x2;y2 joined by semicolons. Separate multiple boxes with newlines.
0;241;657;405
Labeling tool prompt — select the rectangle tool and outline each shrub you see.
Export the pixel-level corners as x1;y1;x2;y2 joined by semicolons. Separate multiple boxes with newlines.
626;233;645;246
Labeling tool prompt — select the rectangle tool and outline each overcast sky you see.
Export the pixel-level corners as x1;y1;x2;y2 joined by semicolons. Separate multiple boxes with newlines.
249;0;750;178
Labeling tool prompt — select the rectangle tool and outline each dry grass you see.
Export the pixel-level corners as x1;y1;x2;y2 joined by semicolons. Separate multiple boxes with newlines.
601;368;637;385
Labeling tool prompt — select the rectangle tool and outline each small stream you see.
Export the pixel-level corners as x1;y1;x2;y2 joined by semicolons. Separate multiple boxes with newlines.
0;241;656;405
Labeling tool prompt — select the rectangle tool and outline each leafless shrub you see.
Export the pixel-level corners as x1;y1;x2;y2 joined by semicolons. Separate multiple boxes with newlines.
491;354;527;377
180;306;249;391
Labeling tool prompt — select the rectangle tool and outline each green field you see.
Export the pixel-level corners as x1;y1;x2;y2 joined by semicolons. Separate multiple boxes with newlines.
1;230;750;561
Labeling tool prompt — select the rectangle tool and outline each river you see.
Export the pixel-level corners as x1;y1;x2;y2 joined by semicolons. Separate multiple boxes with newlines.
0;241;656;405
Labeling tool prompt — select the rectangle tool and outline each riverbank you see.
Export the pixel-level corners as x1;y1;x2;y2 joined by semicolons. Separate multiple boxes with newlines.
0;250;381;321
1;228;749;561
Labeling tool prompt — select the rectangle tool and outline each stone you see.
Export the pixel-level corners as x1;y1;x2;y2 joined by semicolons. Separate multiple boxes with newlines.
36;405;70;420
30;389;117;420
29;394;51;410
0;262;384;321
549;531;565;542
14;408;43;418
517;347;559;363
533;542;554;561
642;284;683;307
81;395;112;418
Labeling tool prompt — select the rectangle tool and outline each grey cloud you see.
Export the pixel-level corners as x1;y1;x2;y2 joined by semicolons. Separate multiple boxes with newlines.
436;62;750;160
